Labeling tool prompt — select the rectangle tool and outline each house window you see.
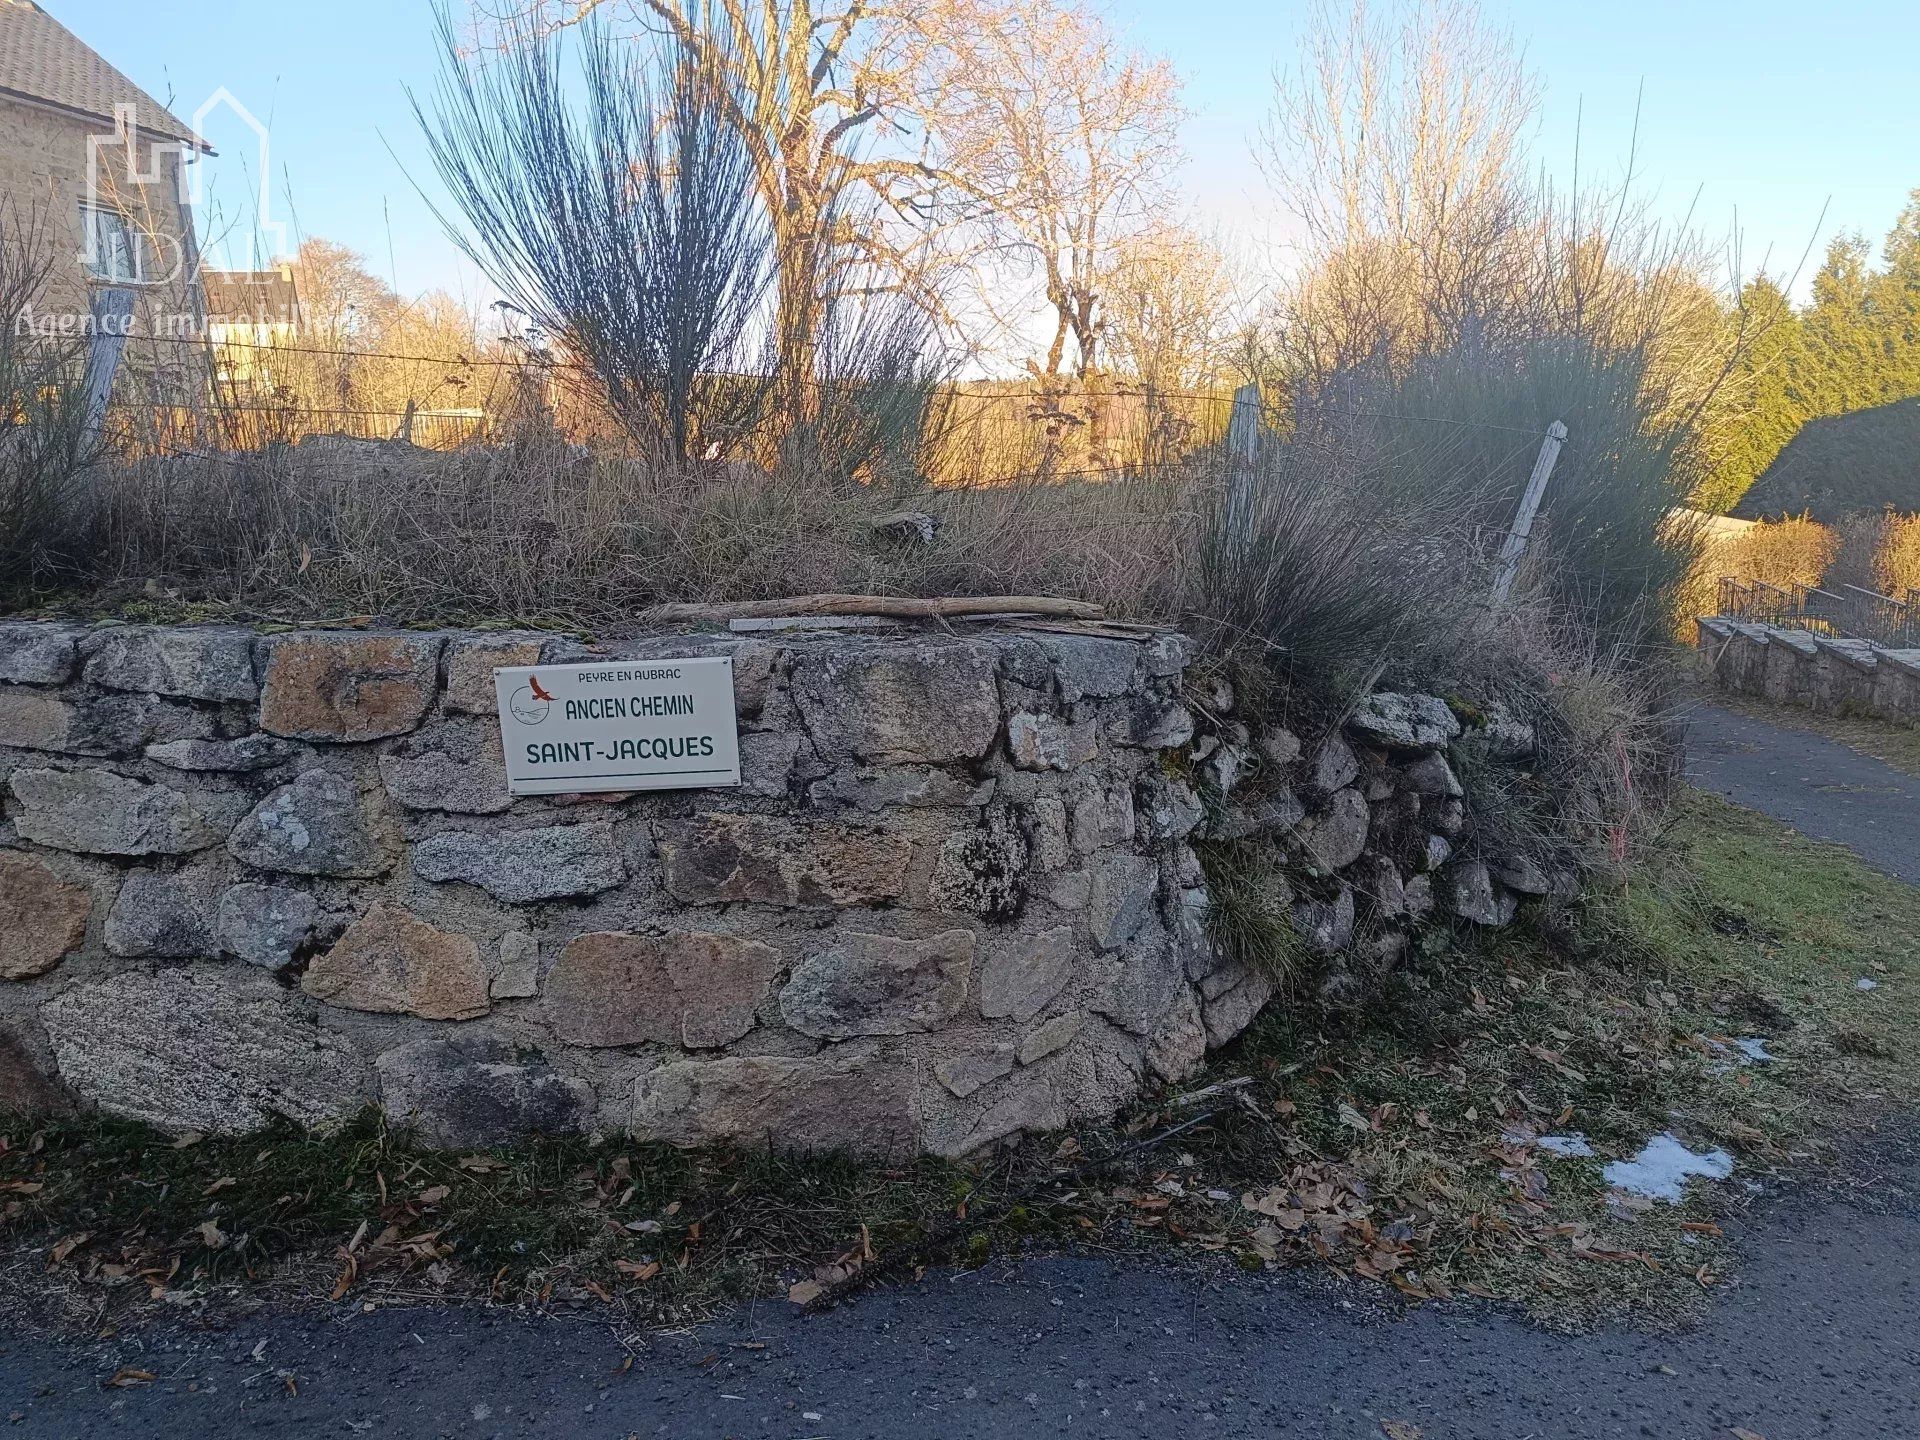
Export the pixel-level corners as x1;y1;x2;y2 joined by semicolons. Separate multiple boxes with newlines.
82;206;146;284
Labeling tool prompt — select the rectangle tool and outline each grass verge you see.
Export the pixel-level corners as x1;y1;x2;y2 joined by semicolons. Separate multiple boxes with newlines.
4;789;1916;1338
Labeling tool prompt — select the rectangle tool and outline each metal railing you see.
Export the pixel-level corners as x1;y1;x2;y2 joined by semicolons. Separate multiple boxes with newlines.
1718;577;1920;649
1835;585;1920;649
1718;578;1838;634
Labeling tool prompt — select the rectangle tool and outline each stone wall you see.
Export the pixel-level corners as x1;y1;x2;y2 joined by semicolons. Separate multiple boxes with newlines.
1697;617;1920;726
0;620;1256;1156
0;619;1556;1156
1184;683;1561;1006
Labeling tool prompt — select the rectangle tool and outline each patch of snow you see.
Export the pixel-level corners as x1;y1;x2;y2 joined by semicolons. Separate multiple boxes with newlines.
1536;1133;1596;1158
1734;1037;1776;1063
1857;977;1880;991
1603;1132;1734;1203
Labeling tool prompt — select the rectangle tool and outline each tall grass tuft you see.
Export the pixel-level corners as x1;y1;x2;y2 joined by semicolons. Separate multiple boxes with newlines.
415;2;774;464
1198;839;1308;990
1190;431;1481;716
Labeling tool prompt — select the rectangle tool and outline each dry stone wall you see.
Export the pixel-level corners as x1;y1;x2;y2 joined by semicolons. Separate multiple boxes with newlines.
1184;679;1562;1007
0;620;1255;1156
0;619;1557;1156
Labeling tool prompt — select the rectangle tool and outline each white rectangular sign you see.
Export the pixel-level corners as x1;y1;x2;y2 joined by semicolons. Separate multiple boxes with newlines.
493;657;741;796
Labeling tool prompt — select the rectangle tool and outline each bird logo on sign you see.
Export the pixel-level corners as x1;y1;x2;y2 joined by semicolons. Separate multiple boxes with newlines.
510;674;555;725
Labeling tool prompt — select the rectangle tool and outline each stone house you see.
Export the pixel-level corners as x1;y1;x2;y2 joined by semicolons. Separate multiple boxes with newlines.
0;0;209;403
202;264;301;392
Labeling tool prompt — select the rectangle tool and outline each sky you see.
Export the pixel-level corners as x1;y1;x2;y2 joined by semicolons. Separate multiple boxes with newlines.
61;0;1920;307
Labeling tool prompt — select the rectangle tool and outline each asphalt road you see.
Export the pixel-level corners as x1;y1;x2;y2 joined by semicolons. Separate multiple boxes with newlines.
6;698;1918;1440
2;1168;1917;1440
1685;699;1920;883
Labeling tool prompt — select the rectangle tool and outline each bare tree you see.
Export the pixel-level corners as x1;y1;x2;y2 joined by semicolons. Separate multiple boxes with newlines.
267;238;399;411
355;291;489;421
1100;223;1248;461
1102;224;1246;391
925;0;1183;461
1258;0;1538;377
292;239;397;346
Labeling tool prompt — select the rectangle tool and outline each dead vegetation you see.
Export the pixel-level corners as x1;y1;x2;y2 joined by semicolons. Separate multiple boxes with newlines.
1695;510;1920;611
35;435;1197;630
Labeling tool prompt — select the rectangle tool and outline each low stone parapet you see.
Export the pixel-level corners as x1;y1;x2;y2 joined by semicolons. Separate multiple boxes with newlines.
1696;616;1920;726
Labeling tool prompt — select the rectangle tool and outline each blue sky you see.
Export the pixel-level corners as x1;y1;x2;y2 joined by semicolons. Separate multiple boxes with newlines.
64;0;1918;302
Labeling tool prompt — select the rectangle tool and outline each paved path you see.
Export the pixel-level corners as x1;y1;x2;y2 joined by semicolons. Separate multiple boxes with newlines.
1685;699;1920;883
7;699;1918;1440
2;1168;1917;1439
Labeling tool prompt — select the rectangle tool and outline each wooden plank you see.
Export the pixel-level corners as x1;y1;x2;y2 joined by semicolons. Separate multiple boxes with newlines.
1491;421;1568;602
643;594;1106;625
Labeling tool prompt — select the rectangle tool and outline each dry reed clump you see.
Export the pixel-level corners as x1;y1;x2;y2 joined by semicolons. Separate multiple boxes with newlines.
1713;514;1838;590
1872;513;1920;598
68;434;1200;627
1435;593;1682;884
1679;512;1837;622
1530;641;1682;879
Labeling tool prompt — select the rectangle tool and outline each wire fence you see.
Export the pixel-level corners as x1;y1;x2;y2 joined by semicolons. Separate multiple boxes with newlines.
89;330;1577;498
92;330;1255;480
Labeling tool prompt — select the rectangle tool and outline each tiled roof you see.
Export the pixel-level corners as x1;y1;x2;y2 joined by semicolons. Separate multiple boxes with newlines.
203;268;301;326
0;1;206;148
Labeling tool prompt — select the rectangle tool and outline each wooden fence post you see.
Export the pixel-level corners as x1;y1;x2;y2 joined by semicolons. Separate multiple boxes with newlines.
1491;420;1568;603
80;285;135;444
1226;382;1262;469
1224;382;1263;532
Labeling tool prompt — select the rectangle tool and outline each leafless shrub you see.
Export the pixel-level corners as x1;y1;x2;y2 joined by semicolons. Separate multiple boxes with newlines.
1827;511;1889;595
1709;514;1838;593
1875;513;1920;598
0;201;98;605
